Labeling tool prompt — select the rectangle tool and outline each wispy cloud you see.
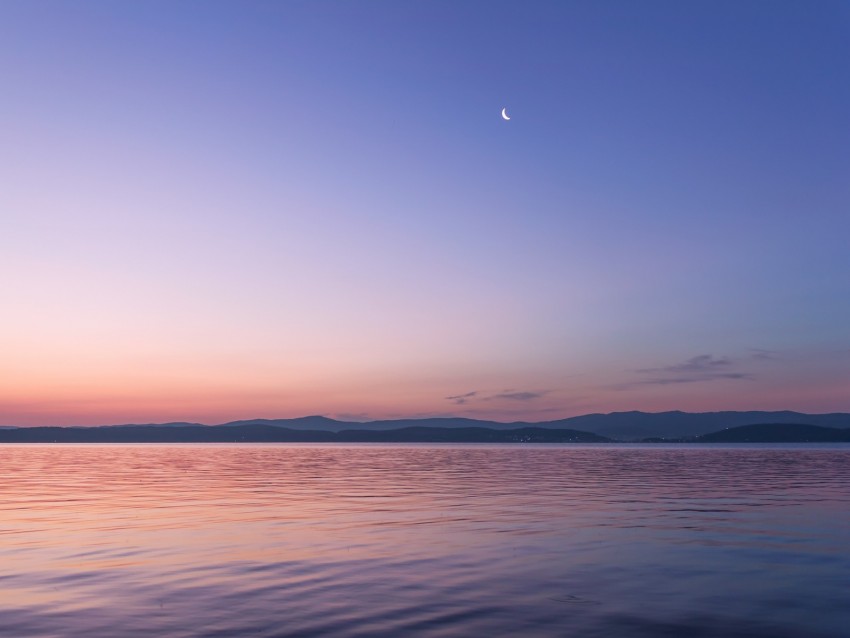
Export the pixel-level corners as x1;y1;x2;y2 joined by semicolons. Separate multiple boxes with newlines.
614;354;754;389
749;348;780;361
445;389;550;405
490;390;547;401
626;372;752;387
445;391;478;405
637;354;733;375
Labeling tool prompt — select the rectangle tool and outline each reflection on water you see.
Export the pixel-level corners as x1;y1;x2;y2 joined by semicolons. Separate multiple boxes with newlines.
0;444;848;637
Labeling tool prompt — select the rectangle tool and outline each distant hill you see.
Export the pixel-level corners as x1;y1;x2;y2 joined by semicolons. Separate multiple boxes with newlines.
694;423;850;443
1;421;848;443
0;425;338;443
223;416;348;430
4;411;850;441
0;424;607;444
336;427;608;443
103;421;205;428
218;416;490;431
210;411;850;441
537;411;850;440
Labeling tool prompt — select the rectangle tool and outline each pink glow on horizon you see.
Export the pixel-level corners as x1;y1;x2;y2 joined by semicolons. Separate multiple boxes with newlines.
1;3;847;427
2;362;847;426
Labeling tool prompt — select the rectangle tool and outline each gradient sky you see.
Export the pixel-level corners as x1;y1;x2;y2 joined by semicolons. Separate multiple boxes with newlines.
2;1;848;425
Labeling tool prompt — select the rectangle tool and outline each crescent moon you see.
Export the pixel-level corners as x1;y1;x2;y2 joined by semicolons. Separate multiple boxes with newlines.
501;108;510;121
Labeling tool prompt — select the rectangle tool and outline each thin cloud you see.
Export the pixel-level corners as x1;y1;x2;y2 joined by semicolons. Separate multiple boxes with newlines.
490;390;547;401
749;348;780;361
637;354;732;374
445;391;478;405
630;372;752;386
445;389;551;405
614;354;754;389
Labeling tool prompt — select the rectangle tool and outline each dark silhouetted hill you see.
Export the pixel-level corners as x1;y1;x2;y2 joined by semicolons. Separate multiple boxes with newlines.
336;427;608;443
224;416;343;429
5;411;850;441
208;411;850;440
537;411;850;440
103;421;205;428
0;425;334;443
0;425;608;443
694;423;850;443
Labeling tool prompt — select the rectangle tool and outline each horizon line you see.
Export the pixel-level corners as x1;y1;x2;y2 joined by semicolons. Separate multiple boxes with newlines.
3;408;849;429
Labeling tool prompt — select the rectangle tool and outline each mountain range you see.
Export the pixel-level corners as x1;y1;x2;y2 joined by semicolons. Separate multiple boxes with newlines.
2;411;850;442
209;411;850;440
0;421;848;443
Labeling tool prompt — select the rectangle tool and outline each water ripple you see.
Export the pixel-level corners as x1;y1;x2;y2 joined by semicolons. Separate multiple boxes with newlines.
0;443;848;636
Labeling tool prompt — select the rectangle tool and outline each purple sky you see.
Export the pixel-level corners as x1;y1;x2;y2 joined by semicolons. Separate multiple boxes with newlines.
1;1;848;425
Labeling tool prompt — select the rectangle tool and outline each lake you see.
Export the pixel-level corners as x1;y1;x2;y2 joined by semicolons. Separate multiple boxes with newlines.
1;444;848;637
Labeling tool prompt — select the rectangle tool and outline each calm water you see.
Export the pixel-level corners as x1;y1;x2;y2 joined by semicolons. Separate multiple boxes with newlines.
1;444;848;637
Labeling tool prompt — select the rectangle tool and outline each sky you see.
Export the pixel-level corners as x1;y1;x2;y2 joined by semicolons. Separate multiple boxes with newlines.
1;0;848;426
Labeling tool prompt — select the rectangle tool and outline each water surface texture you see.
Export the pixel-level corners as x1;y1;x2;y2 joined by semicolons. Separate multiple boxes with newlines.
1;444;848;637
